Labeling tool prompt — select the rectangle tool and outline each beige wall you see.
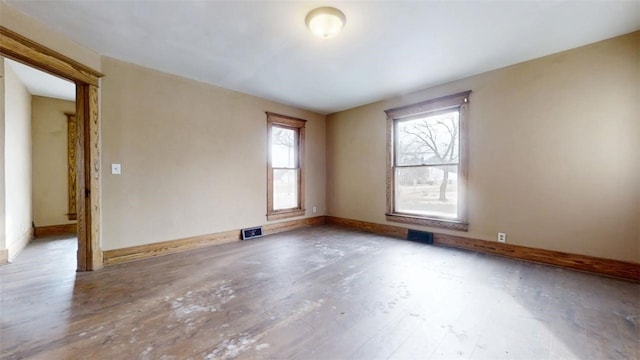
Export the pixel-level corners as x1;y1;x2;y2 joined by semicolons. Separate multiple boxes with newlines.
327;32;640;263
31;96;76;227
101;57;326;250
0;58;5;254
4;61;33;260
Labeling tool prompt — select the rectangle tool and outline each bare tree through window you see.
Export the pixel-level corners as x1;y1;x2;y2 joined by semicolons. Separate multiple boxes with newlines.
398;111;458;202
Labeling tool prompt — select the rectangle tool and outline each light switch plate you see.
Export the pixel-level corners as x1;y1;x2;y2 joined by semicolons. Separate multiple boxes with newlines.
111;163;121;175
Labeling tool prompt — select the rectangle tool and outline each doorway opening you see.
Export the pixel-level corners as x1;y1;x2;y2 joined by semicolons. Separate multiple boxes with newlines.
4;58;77;266
1;26;103;270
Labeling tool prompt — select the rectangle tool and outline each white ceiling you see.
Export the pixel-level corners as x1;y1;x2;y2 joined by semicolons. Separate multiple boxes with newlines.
5;58;75;101
5;1;639;114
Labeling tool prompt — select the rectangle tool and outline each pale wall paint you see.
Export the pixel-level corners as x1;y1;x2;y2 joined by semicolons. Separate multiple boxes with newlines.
0;58;5;252
0;2;102;72
4;61;33;260
31;96;76;227
327;32;640;263
101;57;326;250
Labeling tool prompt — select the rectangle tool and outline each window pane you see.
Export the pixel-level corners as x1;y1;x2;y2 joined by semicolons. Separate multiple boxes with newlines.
272;127;296;168
396;111;459;166
273;169;298;210
395;165;458;218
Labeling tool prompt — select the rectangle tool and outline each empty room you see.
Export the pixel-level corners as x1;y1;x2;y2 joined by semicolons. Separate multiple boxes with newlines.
1;1;638;359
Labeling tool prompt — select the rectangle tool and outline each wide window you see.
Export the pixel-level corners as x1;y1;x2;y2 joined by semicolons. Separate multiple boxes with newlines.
385;91;471;231
266;112;306;220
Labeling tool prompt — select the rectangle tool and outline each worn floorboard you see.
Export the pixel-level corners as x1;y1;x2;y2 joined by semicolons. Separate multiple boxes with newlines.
1;225;638;359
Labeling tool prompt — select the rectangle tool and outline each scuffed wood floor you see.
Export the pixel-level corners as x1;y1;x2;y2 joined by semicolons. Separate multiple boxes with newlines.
1;225;638;359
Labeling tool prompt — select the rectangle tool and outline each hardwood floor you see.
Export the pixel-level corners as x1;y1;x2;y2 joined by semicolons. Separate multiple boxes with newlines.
1;225;638;359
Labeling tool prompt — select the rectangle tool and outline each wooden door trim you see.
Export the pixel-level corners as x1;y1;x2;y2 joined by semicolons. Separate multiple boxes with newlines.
65;113;77;221
0;27;102;85
1;25;103;270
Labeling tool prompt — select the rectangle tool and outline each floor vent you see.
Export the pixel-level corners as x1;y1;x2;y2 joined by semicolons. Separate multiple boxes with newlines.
242;226;263;240
407;229;434;244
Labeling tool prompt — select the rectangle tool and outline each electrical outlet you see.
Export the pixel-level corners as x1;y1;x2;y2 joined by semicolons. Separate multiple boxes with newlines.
497;232;506;243
312;206;317;213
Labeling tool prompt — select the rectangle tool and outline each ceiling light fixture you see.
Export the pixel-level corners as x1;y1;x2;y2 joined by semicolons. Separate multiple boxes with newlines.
305;7;346;39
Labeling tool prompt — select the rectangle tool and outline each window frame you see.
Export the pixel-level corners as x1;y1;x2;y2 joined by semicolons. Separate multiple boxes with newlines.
266;112;306;221
384;91;471;231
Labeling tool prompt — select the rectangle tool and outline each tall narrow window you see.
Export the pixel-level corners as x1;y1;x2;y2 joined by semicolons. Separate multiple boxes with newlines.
385;91;471;231
267;112;306;220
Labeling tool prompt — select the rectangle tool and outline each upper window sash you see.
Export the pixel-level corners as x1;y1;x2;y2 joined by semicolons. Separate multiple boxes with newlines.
394;109;461;167
271;125;298;169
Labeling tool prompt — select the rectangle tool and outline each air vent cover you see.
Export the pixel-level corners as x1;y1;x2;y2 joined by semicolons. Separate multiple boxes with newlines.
242;226;263;240
407;229;434;244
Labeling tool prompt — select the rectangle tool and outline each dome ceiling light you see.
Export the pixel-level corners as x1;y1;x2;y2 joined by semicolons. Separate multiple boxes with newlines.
305;7;346;39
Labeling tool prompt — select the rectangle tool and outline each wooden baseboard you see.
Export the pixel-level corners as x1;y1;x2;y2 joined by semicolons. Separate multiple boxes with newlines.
103;216;326;266
0;248;8;265
326;216;408;238
34;223;77;237
264;215;326;235
7;228;34;262
433;233;640;282
103;229;241;266
326;216;640;282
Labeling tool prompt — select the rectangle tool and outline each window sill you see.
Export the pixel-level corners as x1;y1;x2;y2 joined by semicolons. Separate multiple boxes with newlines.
267;209;305;221
386;213;468;232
